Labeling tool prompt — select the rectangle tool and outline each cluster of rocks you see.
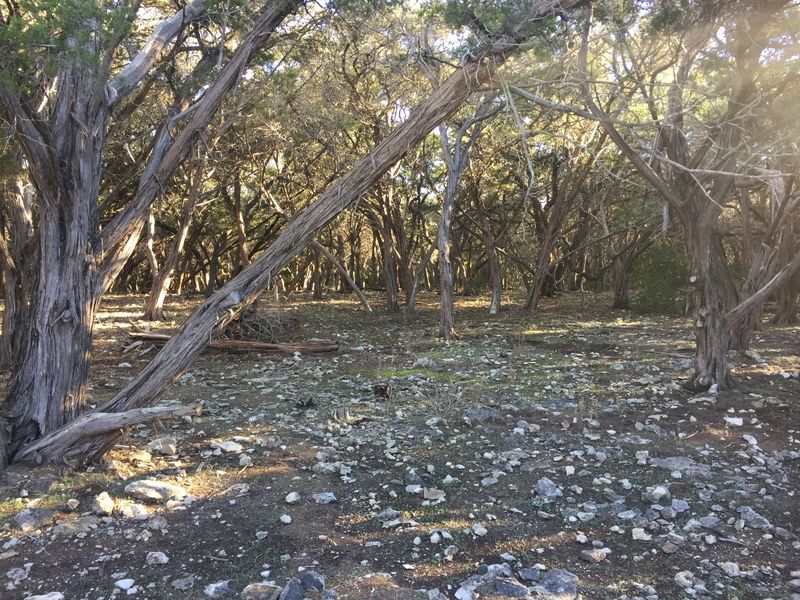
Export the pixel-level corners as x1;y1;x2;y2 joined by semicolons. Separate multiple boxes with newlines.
204;571;336;600
2;313;799;599
450;563;578;600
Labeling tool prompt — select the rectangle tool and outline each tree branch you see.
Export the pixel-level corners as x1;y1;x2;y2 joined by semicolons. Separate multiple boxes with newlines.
575;9;681;208
109;0;209;106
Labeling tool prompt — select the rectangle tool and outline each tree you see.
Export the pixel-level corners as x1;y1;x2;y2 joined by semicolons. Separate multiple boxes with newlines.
574;1;800;389
10;0;587;467
0;0;301;463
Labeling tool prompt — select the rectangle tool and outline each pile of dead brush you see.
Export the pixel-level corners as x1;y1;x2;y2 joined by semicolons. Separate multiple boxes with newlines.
217;306;298;343
128;306;337;355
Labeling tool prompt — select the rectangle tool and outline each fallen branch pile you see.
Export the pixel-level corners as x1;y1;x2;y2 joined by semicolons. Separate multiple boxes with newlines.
218;310;299;343
128;332;338;354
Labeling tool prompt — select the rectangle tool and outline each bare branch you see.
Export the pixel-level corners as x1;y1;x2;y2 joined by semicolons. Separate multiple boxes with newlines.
109;0;209;106
14;404;201;464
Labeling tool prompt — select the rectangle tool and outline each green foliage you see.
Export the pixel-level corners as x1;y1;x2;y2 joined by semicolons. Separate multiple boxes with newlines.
0;0;139;88
631;236;688;314
431;0;567;57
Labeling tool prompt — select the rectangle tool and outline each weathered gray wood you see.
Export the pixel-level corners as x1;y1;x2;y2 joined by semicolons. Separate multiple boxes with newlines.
109;0;209;104
99;0;302;291
0;0;300;466
17;405;201;465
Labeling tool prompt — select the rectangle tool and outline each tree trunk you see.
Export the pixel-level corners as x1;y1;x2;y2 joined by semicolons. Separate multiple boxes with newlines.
0;0;298;464
381;213;401;314
204;241;223;298
611;257;632;310
311;246;323;299
772;221;798;324
144;156;206;320
311;240;371;311
2;55;110;459
232;170;250;273
685;219;731;391
773;278;799;324
144;208;160;291
477;206;502;314
405;239;437;318
16;52;507;465
438;175;457;340
0;161;34;368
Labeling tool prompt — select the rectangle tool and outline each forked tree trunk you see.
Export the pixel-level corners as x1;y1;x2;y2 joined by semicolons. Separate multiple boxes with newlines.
405;239;436;318
611;232;657;310
685;219;731;391
16;53;507;466
434;98;498;338
526;228;557;312
2;54;112;457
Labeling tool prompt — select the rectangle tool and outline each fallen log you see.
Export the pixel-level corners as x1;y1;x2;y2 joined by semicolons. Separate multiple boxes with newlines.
128;332;339;354
17;404;201;464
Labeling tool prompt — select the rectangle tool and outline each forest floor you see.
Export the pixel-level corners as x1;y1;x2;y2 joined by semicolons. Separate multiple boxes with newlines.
0;291;799;600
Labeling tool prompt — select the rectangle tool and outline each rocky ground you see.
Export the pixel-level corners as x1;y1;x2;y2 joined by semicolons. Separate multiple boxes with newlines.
1;291;798;600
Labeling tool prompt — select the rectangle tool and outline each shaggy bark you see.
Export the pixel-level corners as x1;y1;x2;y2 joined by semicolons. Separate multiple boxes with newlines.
0;160;34;368
574;5;795;389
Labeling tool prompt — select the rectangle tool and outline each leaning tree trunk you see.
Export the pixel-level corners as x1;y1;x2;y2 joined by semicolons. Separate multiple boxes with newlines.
15;52;508;466
0;0;298;464
311;240;371;311
144;156;205;320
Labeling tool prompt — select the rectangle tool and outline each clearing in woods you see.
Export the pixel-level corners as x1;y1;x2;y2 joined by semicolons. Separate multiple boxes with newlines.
0;292;798;599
